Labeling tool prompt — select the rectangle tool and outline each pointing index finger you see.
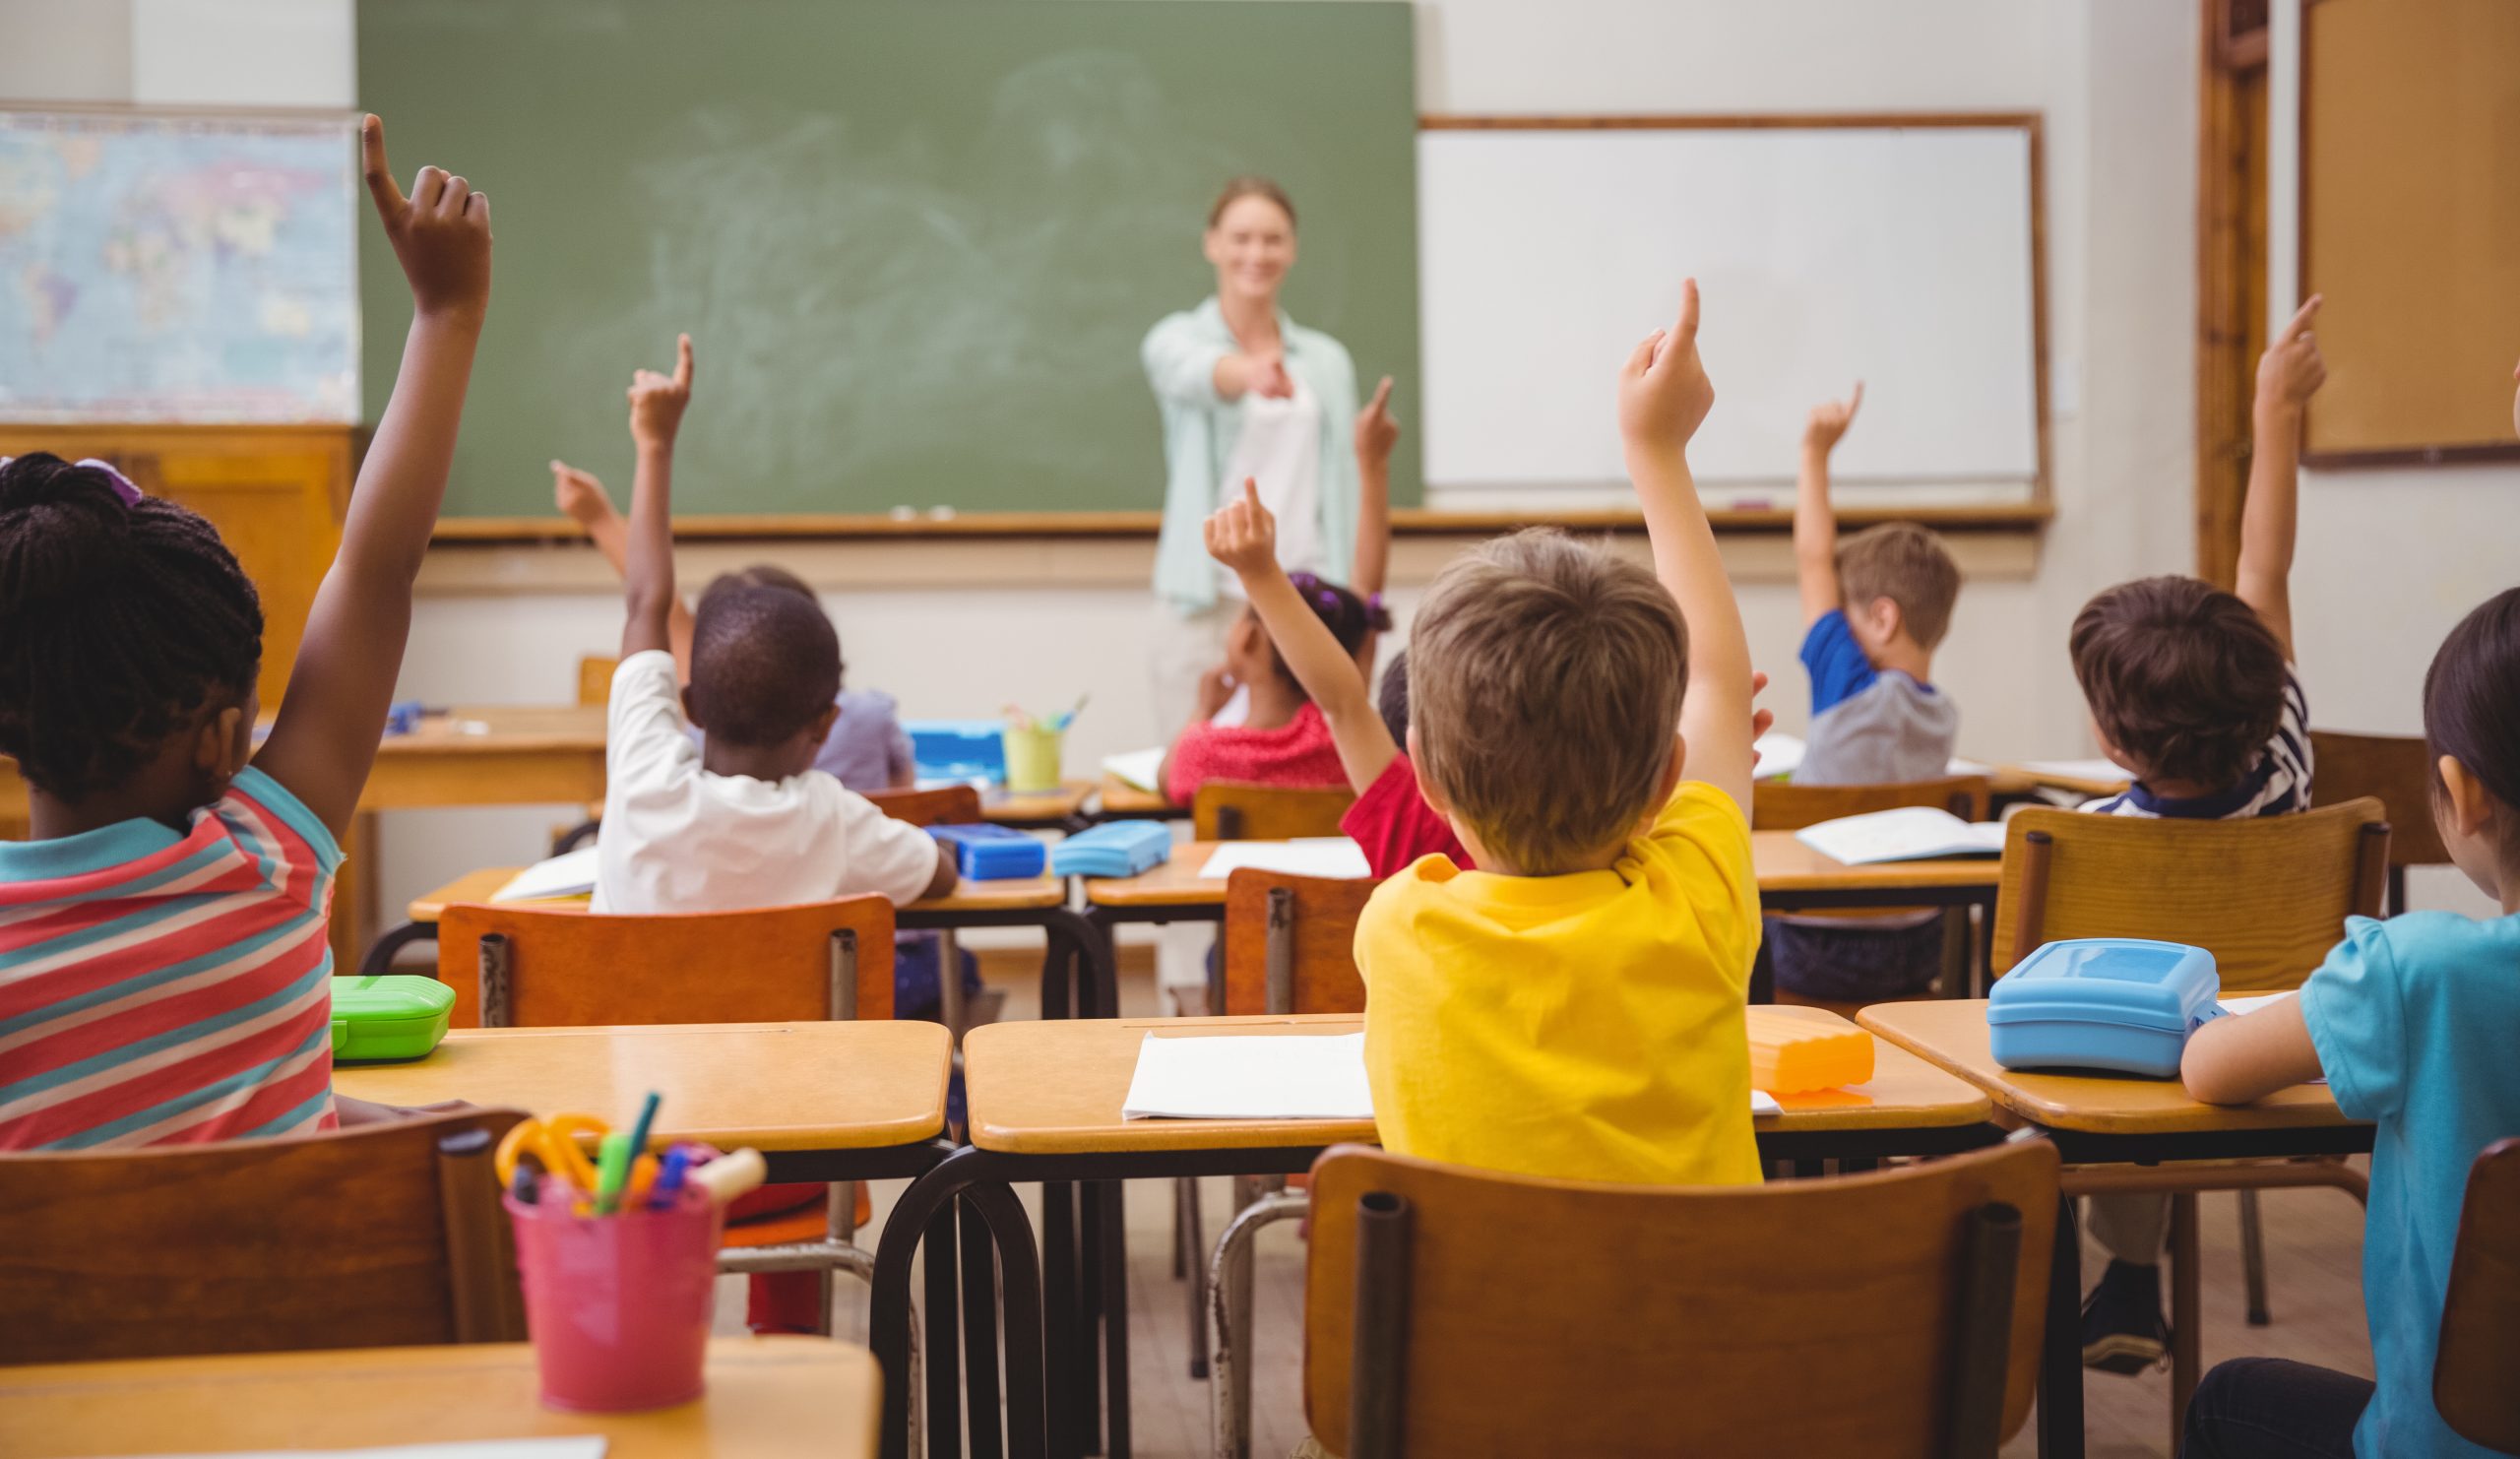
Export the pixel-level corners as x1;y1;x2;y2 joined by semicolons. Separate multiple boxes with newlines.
359;114;407;218
2276;294;2323;344
673;333;694;388
1241;476;1261;512
1848;380;1865;417
1367;375;1393;416
1670;278;1701;349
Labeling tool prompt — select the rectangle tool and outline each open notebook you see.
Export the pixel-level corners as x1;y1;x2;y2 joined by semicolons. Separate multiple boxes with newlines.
490;846;599;903
1794;806;2006;864
1198;839;1370;880
1101;746;1166;793
1120;1033;1782;1120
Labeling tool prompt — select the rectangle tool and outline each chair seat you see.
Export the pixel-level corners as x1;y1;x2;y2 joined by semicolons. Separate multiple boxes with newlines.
722;1204;834;1249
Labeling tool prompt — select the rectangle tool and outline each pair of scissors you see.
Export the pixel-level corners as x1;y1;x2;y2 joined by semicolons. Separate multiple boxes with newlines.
495;1112;608;1196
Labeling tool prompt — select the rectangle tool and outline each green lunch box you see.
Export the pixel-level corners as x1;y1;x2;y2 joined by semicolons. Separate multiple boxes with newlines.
330;975;456;1063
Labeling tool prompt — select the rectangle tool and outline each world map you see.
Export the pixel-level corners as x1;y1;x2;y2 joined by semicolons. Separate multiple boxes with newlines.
0;111;357;423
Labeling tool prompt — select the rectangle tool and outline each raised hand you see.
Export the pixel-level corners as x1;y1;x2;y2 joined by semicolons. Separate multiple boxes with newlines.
1748;668;1775;748
2256;295;2327;412
1803;382;1863;453
1354;375;1399;465
550;460;612;525
629;334;695;450
1204;476;1280;577
1617;278;1716;451
1251;349;1295;400
360;114;489;324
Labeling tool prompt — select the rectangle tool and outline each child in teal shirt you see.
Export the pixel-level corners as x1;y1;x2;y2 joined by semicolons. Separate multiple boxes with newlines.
2179;584;2520;1459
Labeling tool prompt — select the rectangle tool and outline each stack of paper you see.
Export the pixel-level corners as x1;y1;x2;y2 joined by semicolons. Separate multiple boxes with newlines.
1198;838;1371;880
1119;1032;1784;1120
1752;731;1807;781
1101;746;1167;793
491;846;599;903
1795;807;2006;865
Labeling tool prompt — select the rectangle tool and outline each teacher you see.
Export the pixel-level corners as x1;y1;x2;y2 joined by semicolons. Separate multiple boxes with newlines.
1141;176;1364;735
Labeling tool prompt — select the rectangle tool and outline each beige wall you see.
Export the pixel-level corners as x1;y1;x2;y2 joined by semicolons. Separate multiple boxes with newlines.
40;1;2498;920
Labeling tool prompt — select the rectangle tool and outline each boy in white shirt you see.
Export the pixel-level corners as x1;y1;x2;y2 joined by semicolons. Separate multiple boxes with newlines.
594;333;953;916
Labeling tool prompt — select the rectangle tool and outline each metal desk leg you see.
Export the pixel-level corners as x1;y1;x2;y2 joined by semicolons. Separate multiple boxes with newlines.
923;1201;963;1459
961;1199;1006;1459
1042;1180;1079;1459
1079;1178;1103;1455
1101;1178;1133;1459
2038;1192;2086;1458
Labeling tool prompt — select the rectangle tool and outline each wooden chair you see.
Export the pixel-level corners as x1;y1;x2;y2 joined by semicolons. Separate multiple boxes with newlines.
1990;797;2389;1442
1192;780;1356;842
1192;869;1376;1440
1753;775;1993;1013
2308;730;2452;914
2436;1137;2520;1453
436;897;898;1333
0;1108;528;1364
1302;1136;2059;1458
864;784;982;826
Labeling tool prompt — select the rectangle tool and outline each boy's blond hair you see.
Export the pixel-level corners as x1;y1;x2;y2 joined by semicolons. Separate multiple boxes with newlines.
1837;523;1962;650
1410;530;1685;874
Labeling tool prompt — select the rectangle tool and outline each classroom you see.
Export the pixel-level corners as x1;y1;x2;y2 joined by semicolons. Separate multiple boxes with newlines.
2;0;2516;1456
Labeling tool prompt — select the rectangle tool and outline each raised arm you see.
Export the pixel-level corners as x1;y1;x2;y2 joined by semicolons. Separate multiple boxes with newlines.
1351;375;1397;599
1143;316;1292;406
2236;295;2325;659
555;461;695;674
1615;280;1754;812
254;116;489;837
618;335;694;660
1794;383;1861;626
1208;478;1397;792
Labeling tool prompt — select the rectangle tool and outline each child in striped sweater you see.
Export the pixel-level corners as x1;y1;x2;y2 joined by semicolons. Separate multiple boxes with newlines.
0;116;487;1148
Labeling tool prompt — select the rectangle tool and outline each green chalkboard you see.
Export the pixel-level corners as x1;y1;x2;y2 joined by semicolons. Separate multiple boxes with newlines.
356;0;1420;521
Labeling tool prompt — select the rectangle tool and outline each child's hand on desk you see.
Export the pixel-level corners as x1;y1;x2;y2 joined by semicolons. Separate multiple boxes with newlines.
550;460;613;526
360;114;490;325
629;333;696;450
1617;278;1715;452
1354;375;1400;466
1803;381;1863;454
2256;294;2327;413
1204;477;1279;579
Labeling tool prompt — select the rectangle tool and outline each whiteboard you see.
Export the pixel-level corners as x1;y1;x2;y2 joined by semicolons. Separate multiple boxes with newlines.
1418;125;2042;499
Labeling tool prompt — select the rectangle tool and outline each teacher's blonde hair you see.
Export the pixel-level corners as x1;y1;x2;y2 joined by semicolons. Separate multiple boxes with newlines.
1207;176;1295;230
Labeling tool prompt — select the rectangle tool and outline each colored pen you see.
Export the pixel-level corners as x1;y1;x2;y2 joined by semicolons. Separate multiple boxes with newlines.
623;1090;662;1160
592;1131;635;1214
648;1145;693;1209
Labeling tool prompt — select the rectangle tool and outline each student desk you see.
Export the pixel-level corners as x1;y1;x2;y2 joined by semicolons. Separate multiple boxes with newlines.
384;862;1118;1024
1858;999;2371;1459
0;1337;878;1457
982;779;1098;832
1091;773;1177;822
867;1013;2003;1459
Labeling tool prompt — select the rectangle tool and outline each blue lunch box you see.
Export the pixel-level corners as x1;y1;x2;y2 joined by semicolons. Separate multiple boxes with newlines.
929;823;1048;880
1987;938;2221;1078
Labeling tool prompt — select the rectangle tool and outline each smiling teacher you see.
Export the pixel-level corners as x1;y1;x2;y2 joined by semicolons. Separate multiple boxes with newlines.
1140;176;1368;735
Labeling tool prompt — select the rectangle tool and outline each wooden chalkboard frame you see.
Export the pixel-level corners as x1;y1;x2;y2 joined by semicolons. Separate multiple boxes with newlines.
428;108;2053;544
2298;0;2520;469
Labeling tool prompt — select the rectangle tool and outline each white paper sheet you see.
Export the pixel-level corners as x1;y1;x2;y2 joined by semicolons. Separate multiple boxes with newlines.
1101;746;1167;793
2216;992;2299;1017
1752;731;1806;781
1795;807;2006;864
1198;838;1371;880
1121;1033;1788;1121
491;846;600;902
1947;756;1991;776
1123;1033;1376;1119
2016;758;2131;785
148;1440;605;1459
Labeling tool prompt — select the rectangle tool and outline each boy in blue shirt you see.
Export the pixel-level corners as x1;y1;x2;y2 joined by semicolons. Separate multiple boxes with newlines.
1776;383;1965;1008
2179;584;2520;1459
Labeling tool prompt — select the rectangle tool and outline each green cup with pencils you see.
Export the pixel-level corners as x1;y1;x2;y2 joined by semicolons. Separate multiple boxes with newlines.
1003;696;1084;794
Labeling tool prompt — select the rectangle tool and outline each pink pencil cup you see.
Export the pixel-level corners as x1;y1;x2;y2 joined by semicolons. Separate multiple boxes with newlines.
505;1188;724;1412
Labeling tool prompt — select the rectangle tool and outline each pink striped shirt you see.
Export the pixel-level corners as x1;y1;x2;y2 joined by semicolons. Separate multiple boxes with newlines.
0;768;343;1150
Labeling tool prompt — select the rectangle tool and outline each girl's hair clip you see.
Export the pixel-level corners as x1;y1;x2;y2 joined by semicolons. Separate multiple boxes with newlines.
75;459;145;506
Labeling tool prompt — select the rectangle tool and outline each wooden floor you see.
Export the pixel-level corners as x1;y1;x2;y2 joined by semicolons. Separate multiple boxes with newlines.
762;947;2378;1459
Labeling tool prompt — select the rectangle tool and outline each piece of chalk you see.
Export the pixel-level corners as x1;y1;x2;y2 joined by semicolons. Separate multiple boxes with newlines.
689;1147;768;1207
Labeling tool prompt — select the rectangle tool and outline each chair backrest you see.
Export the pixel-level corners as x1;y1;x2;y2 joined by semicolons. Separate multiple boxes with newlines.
0;1108;528;1364
1220;868;1374;1016
1192;780;1357;842
436;897;897;1028
864;784;983;827
1988;797;2389;992
1303;1136;2059;1458
2307;730;2451;868
1752;775;1993;833
2436;1137;2520;1452
575;654;619;709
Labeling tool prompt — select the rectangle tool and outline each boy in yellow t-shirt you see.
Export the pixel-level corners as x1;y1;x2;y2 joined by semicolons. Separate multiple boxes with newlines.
1356;279;1765;1186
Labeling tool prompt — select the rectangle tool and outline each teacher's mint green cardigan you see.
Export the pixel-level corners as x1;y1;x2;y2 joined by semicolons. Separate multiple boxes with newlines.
1142;297;1358;614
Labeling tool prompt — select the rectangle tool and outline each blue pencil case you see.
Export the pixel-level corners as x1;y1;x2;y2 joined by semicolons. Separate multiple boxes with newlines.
929;823;1047;880
1050;821;1172;878
1987;938;2221;1078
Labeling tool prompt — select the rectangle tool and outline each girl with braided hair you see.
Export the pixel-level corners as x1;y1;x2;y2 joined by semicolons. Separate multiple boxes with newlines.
0;115;490;1148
